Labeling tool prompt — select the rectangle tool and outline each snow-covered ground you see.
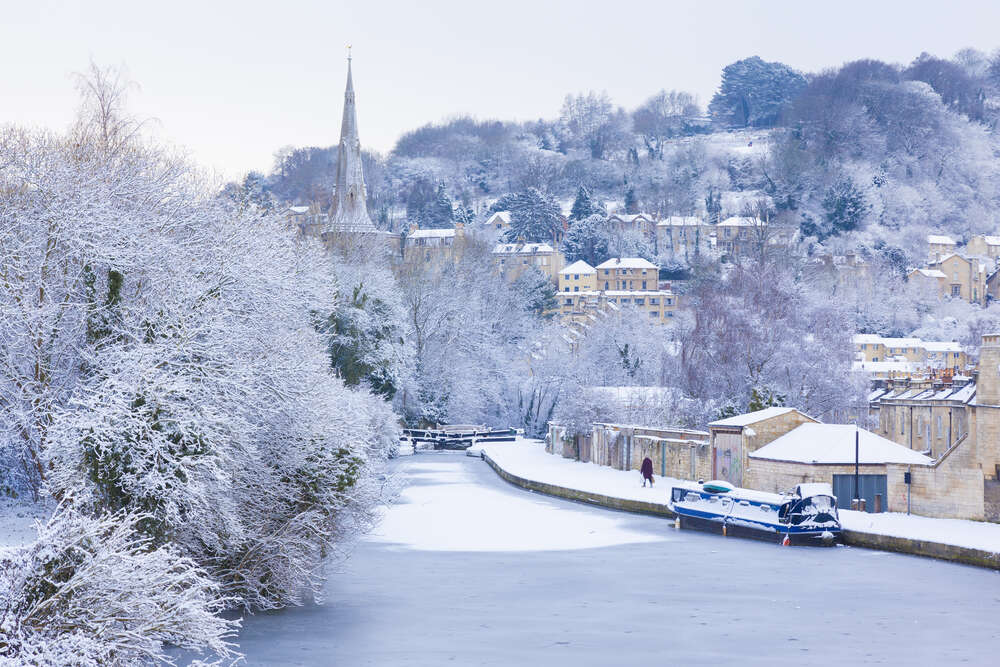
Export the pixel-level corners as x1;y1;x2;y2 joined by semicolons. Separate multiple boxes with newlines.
483;438;1000;555
0;497;49;554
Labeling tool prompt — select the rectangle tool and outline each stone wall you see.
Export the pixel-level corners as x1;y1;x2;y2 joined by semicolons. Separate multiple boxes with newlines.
885;445;986;521
985;480;1000;522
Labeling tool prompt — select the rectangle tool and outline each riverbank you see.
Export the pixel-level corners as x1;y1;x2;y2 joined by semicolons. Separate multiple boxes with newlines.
479;438;1000;570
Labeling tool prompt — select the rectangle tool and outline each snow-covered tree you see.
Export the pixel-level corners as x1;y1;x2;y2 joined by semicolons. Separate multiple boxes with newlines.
569;185;605;221
709;56;808;128
491;188;563;243
561;213;612;266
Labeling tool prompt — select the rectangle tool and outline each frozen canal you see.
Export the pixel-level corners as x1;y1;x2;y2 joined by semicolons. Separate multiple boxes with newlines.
231;453;1000;666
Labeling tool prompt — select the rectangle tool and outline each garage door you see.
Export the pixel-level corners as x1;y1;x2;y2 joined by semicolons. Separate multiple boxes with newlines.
832;474;887;513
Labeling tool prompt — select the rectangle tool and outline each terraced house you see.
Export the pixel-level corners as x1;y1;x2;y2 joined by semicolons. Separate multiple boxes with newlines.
557;258;679;324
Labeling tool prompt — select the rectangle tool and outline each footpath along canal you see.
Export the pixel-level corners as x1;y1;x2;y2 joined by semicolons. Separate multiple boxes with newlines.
229;453;1000;666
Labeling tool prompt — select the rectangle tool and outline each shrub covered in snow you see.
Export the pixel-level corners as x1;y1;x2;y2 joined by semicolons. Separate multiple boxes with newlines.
0;507;238;666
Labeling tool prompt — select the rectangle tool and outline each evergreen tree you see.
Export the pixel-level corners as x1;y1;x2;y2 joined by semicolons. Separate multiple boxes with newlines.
512;268;558;319
569;185;605;222
420;182;455;229
491;188;563;243
624;185;639;214
561;214;611;266
708;56;807;128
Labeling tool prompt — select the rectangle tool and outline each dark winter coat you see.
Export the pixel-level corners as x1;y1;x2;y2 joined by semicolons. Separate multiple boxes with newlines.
640;457;654;480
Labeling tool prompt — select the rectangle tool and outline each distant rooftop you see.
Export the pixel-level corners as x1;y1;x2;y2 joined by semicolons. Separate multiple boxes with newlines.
708;406;799;428
596;257;658;270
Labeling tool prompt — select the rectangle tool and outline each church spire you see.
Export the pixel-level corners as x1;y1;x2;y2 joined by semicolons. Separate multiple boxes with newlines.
330;47;375;233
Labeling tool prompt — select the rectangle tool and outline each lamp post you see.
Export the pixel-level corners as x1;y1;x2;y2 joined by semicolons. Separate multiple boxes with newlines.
854;425;860;510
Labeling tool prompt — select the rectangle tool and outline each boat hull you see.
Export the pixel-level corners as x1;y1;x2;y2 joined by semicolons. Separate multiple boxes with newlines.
670;485;842;546
674;511;840;546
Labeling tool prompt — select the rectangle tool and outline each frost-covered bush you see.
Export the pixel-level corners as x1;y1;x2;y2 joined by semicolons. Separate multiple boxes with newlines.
0;507;238;666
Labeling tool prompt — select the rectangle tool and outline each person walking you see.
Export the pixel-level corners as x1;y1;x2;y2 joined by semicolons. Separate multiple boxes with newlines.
640;456;655;487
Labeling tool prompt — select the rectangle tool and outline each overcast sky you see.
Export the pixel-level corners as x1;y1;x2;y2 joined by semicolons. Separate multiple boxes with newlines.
5;1;1000;180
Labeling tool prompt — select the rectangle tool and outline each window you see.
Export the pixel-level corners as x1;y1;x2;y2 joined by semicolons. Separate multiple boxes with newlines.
574;286;579;292
900;414;905;435
650;298;659;305
642;281;647;289
666;298;673;305
604;269;609;275
604;282;609;290
951;285;961;297
635;298;645;306
620;298;630;305
936;415;943;437
564;287;569;292
564;298;572;305
574;274;579;280
666;312;673;317
649;311;659;318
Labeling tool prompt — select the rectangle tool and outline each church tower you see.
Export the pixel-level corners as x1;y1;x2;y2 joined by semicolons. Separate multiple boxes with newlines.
330;50;376;232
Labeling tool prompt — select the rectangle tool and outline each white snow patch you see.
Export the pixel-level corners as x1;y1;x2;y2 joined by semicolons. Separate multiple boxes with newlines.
840;510;1000;554
370;455;666;552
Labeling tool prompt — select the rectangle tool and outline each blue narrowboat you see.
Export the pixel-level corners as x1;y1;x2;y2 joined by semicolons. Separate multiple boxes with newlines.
669;481;841;545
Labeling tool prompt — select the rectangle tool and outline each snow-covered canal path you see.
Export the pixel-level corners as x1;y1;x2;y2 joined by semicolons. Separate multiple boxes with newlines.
233;453;1000;666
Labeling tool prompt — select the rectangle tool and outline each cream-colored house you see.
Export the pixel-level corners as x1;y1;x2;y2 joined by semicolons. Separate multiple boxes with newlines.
493;242;564;283
484;211;511;234
558;289;679;323
853;334;966;370
928;253;988;305
402;224;469;266
966;234;1000;266
608;213;656;239
594;257;659;291
928;234;957;262
558;260;597;293
655;217;713;256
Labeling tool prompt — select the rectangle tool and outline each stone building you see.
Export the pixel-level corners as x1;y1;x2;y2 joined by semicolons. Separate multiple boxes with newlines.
927;234;957;262
492;242;564;283
706;407;818;487
402;224;469;267
558;260;597;293
655;217;713;257
547;422;710;481
744;423;933;512
921;253;988;305
966;234;1000;266
866;332;1000;520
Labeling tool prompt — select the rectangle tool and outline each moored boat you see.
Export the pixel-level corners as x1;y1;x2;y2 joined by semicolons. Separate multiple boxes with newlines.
669;481;841;545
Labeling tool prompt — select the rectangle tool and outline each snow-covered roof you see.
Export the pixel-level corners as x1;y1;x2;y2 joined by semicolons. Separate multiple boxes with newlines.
749;423;933;465
708;406;800;428
975;235;1000;246
288;205;310;214
409;228;456;239
657;216;704;227
853;361;917;373
485;211;511;224
928;234;956;245
911;268;947;279
595;257;658;270
718;216;759;227
922;341;962;353
608;213;653;223
561;260;596;275
880;337;922;348
493;243;556;255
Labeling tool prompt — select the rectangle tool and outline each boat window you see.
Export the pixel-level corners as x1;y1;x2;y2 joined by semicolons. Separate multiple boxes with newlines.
684;492;701;503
